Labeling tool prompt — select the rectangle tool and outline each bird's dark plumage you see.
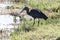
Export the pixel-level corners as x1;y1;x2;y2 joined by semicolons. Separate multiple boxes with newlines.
20;7;48;25
29;9;48;20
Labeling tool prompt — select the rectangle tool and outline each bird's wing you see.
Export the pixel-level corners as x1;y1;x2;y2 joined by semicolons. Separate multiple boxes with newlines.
30;9;42;18
31;9;43;13
30;9;47;18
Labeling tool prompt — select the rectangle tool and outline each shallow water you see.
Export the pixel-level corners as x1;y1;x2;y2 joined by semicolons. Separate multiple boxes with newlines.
0;15;20;29
0;2;20;40
0;2;13;11
0;15;20;40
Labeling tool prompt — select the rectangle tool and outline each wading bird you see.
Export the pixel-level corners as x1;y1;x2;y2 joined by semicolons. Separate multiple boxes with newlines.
20;7;48;26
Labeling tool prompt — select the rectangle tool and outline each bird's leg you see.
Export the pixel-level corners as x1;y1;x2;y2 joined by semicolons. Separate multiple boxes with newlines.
38;19;40;26
33;19;35;26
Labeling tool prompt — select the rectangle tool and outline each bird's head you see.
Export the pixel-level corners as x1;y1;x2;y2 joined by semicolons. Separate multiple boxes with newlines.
20;7;29;13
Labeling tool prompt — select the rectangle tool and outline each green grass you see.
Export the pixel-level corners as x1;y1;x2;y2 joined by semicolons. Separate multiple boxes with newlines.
10;0;60;40
10;17;60;40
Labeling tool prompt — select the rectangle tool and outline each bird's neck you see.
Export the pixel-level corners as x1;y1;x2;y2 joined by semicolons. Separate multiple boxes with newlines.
26;9;30;15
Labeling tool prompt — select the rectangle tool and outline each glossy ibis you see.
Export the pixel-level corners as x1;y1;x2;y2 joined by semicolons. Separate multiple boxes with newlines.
20;7;48;25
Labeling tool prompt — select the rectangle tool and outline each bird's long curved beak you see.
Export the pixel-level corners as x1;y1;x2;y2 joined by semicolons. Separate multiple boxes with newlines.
20;9;25;13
